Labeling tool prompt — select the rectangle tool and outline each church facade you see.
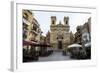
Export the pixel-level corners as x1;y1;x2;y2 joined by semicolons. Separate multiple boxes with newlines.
50;16;71;50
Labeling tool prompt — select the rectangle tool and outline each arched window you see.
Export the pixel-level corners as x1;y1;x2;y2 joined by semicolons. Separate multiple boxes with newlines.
52;20;55;24
66;21;68;24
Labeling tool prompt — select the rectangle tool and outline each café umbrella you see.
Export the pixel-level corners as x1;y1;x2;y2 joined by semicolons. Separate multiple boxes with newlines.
85;42;91;47
68;44;82;48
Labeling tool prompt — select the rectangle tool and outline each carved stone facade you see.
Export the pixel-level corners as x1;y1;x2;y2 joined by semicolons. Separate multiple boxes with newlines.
50;16;71;50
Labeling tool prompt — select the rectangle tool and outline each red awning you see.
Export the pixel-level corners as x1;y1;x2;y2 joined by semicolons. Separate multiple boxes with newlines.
23;40;39;46
39;43;51;47
23;40;51;47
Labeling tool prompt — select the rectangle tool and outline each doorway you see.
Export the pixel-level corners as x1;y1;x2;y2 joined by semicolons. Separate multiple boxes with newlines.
58;41;62;49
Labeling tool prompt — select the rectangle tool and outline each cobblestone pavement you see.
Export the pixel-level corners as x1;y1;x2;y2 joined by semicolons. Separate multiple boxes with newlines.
38;51;72;62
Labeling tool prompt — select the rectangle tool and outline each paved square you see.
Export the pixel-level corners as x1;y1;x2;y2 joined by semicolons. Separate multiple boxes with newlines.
38;51;72;62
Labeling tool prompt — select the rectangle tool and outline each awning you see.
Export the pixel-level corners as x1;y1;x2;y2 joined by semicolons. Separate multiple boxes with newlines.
68;44;82;48
23;40;39;46
85;42;91;47
23;40;51;47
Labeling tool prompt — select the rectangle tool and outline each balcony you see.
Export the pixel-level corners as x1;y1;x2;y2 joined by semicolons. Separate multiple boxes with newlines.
23;18;31;25
30;30;39;35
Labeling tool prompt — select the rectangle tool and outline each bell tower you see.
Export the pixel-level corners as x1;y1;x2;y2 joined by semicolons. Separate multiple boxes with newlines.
51;16;56;25
64;16;69;25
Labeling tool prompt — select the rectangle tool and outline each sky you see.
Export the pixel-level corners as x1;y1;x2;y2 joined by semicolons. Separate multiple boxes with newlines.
32;11;91;36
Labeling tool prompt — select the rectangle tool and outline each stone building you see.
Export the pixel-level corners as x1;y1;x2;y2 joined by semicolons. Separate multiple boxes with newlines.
50;16;71;50
40;35;46;43
22;10;42;42
46;31;50;44
22;10;43;53
70;31;75;44
74;25;82;44
82;17;91;44
74;17;91;45
23;10;33;40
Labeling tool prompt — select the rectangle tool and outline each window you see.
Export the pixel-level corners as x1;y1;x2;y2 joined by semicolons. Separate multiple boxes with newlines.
52;20;55;24
23;13;28;20
66;21;68;24
23;31;27;39
32;25;37;31
23;23;28;30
